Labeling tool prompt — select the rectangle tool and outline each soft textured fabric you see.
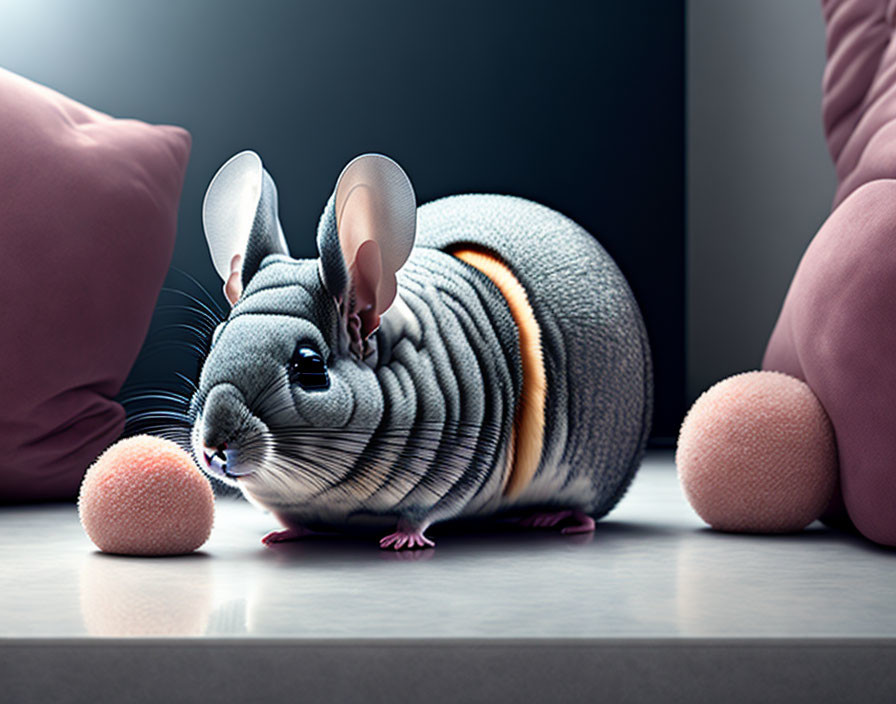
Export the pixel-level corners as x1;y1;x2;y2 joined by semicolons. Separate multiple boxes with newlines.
78;435;214;556
0;68;190;502
763;0;896;544
677;372;838;533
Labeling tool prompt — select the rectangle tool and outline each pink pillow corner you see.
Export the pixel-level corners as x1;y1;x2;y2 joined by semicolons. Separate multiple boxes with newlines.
0;68;191;503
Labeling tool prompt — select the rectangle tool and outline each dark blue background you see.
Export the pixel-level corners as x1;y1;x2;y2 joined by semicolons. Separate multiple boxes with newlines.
1;0;684;440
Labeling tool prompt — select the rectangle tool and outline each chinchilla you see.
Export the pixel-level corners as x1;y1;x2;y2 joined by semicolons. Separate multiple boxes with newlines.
191;151;652;549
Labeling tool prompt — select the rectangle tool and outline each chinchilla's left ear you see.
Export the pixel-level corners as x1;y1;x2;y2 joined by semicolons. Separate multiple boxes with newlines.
317;154;416;354
202;151;290;305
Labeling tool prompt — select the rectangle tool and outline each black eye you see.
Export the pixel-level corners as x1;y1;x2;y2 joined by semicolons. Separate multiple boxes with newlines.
289;346;330;390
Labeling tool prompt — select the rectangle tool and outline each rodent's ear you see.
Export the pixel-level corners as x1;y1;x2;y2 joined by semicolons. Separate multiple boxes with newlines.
203;151;290;305
316;154;416;354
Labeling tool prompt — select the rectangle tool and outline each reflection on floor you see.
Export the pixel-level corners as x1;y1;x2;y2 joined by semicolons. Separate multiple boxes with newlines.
2;450;893;640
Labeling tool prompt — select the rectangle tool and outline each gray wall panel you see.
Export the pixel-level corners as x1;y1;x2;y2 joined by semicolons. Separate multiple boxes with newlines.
688;0;835;401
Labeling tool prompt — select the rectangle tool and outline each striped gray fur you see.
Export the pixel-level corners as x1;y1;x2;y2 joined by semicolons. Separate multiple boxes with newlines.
194;247;522;529
416;195;653;520
192;154;652;541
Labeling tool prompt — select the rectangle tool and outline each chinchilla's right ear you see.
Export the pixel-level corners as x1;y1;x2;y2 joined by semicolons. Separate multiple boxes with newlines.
202;151;290;305
316;154;416;357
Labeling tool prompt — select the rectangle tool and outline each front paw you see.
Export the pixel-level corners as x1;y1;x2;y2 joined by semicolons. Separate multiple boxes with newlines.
379;519;434;550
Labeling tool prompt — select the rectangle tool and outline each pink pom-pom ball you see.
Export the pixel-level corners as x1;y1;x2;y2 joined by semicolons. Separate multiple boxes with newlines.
676;371;838;533
78;435;215;555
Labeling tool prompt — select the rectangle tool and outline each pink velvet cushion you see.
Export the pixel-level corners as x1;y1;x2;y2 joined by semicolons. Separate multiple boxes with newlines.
0;68;190;502
763;0;896;545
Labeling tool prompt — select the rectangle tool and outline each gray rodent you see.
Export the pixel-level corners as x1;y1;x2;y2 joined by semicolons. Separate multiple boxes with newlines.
191;151;652;549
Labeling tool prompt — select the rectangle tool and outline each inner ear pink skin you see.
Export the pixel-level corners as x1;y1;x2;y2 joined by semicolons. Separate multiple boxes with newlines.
337;184;377;262
350;239;382;324
336;182;403;357
345;239;386;357
224;254;242;306
337;183;399;318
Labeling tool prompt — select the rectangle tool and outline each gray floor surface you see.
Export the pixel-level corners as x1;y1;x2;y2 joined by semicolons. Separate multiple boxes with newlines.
2;450;894;702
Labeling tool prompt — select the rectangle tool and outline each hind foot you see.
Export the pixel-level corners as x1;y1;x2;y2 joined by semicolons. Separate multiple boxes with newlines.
519;509;595;535
262;525;314;546
379;519;435;550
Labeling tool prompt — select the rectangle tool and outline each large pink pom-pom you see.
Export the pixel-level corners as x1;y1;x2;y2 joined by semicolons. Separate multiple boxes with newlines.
676;371;838;533
78;435;214;555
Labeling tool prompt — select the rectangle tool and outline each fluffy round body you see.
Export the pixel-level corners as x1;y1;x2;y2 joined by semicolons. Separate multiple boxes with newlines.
676;371;838;533
193;194;651;533
78;435;215;555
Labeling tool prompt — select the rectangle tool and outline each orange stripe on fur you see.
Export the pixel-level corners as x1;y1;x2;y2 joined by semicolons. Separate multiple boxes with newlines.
450;246;546;498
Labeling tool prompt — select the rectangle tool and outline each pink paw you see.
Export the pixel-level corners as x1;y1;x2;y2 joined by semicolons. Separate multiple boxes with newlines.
519;509;595;535
379;519;435;550
261;525;312;546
